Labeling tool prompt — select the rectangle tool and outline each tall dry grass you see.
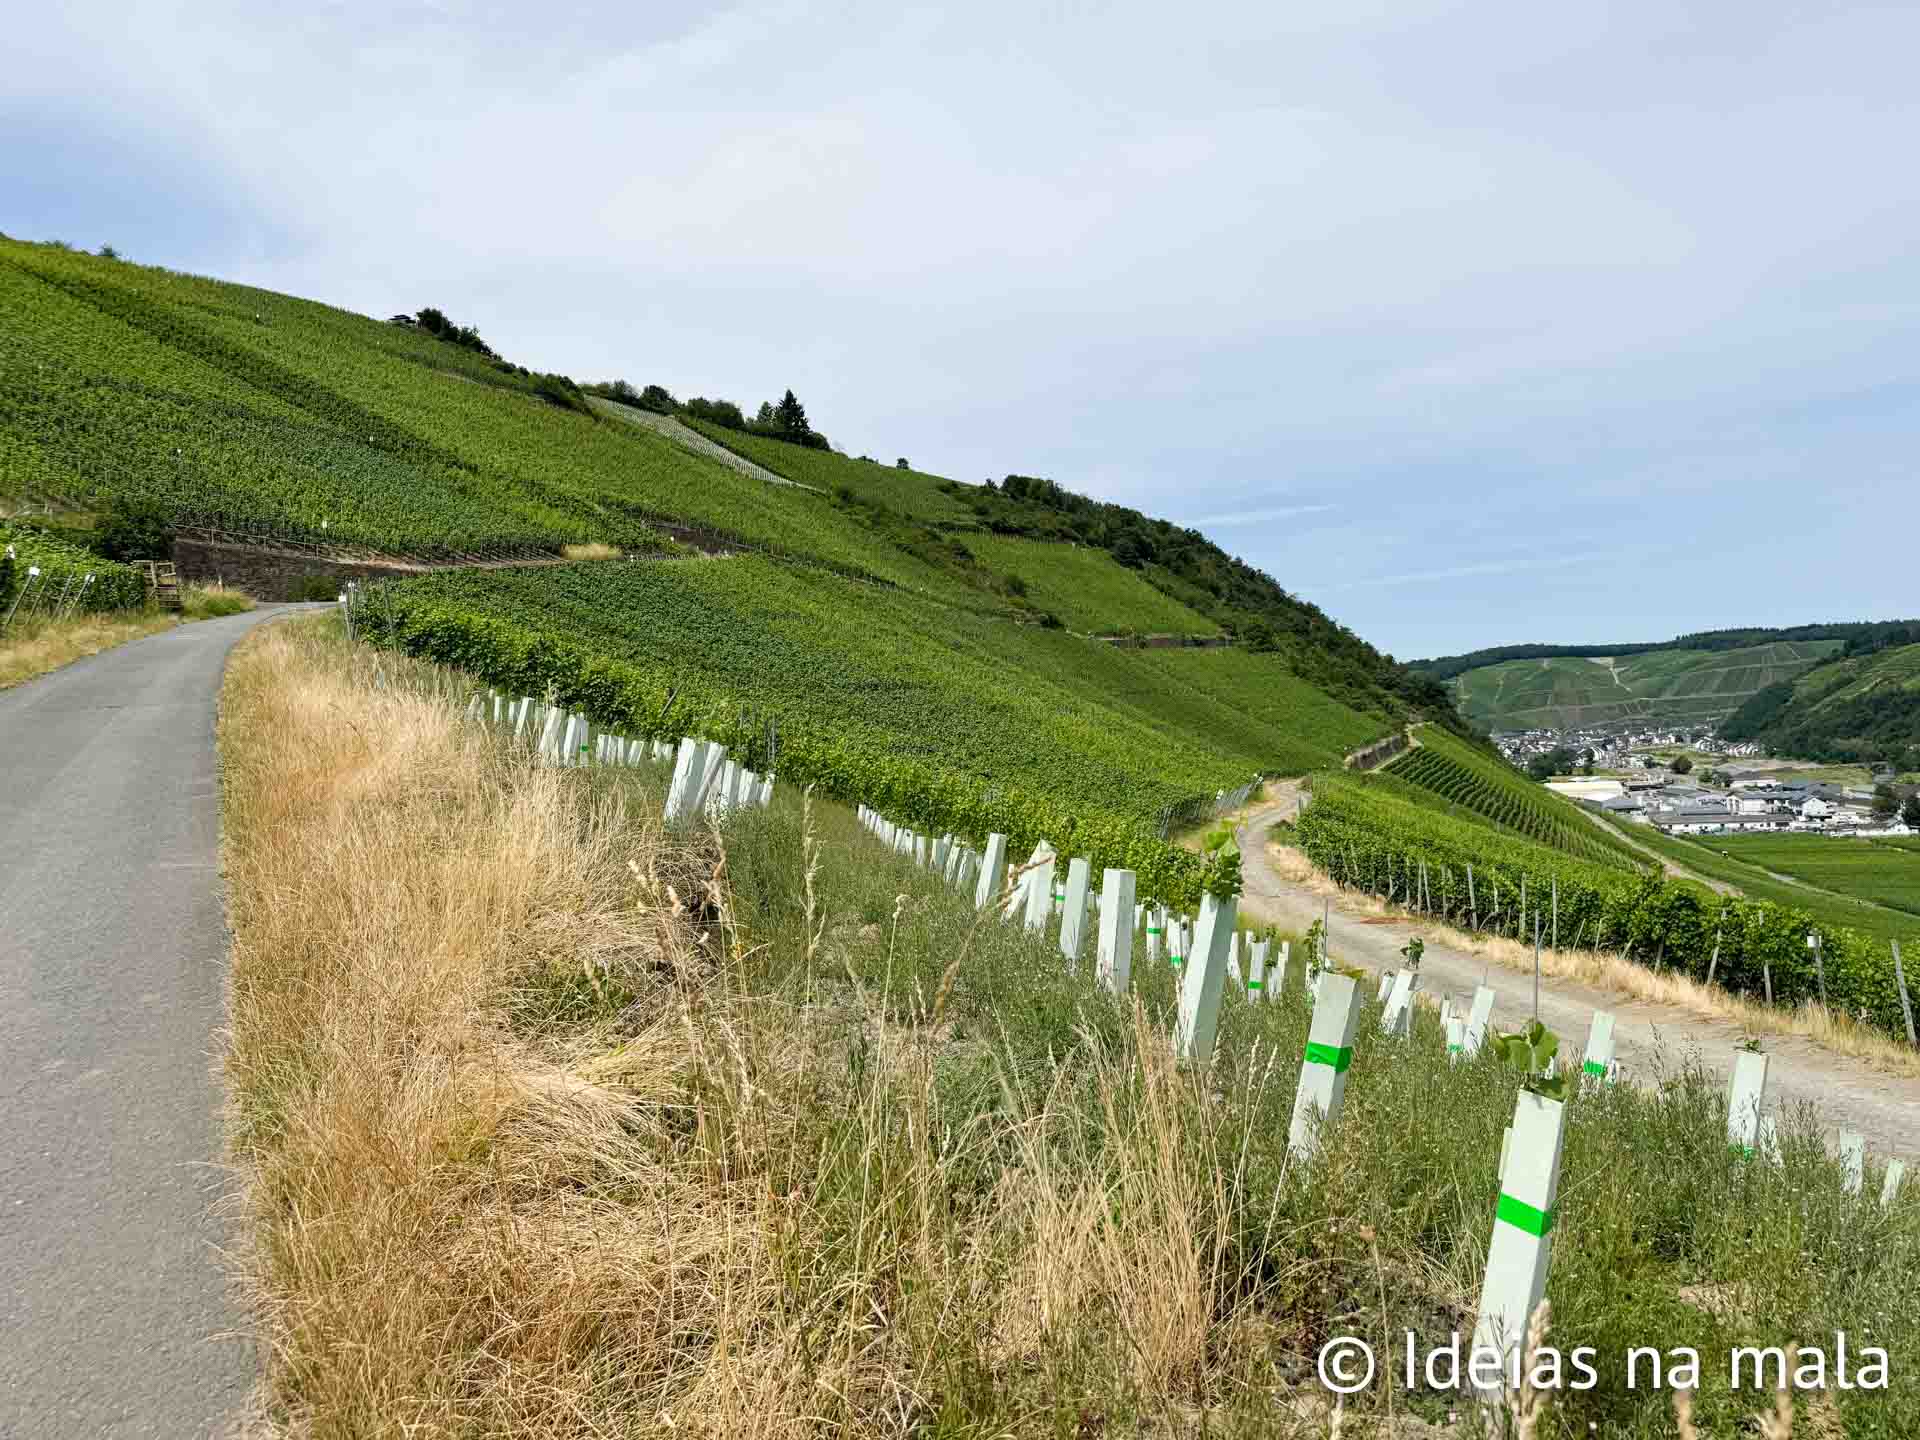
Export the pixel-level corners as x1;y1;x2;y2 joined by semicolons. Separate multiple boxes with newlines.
218;621;1287;1436
0;585;254;688
1;608;177;687
220;619;1920;1437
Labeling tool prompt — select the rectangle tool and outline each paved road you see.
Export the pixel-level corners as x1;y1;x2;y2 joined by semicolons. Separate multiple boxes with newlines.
1236;792;1920;1162
0;607;302;1437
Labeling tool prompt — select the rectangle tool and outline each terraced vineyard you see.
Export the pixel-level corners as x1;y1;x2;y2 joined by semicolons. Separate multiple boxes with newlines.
1721;642;1920;767
1381;725;1642;866
357;556;1388;902
1449;640;1842;732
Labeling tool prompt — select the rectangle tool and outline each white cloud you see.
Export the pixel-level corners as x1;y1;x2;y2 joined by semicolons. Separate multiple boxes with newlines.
12;0;1920;653
1186;503;1337;527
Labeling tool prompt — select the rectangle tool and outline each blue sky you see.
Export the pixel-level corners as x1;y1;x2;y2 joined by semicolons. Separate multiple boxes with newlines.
8;1;1917;659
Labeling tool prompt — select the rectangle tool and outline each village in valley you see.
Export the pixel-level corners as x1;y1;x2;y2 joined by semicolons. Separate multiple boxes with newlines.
1494;724;1919;838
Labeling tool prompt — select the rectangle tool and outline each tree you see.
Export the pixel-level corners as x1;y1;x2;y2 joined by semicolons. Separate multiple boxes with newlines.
1240;619;1280;653
1872;783;1898;819
1669;756;1693;775
753;401;778;432
638;384;677;413
1902;793;1920;829
1527;747;1576;781
94;496;173;561
97;244;120;260
896;457;911;470
774;389;810;440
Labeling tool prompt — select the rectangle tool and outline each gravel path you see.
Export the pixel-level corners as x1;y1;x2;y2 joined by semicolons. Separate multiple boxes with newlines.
0;607;307;1436
1235;790;1920;1161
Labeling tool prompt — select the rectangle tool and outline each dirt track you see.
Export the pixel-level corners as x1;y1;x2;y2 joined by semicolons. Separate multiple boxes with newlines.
1234;789;1920;1161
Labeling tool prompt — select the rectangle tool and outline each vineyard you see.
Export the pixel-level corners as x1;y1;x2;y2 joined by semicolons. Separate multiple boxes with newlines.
957;532;1222;636
1382;725;1643;867
1298;770;1920;1037
0;240;985;593
353;557;1389;904
680;418;977;524
1;523;146;614
1449;640;1842;733
1717;834;1920;918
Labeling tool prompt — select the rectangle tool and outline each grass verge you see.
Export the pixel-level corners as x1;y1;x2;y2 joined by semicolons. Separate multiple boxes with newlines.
0;584;254;688
217;616;1920;1437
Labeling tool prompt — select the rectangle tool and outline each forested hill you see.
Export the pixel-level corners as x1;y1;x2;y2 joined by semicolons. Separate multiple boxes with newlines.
1411;620;1919;683
1720;636;1920;770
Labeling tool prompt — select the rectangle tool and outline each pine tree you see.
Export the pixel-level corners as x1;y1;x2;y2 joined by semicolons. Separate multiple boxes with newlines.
774;389;809;439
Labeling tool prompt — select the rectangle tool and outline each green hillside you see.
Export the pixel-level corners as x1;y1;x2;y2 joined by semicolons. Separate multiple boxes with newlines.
357;557;1386;900
679;418;976;524
0;239;980;595
1721;639;1920;767
954;534;1220;635
1448;639;1842;732
1380;725;1641;867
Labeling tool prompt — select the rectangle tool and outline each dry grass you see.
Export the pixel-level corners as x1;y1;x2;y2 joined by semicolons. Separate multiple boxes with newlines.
217;620;1305;1437
220;623;1920;1435
1264;840;1920;1080
560;541;622;561
1;585;256;689
182;581;256;619
0;607;178;687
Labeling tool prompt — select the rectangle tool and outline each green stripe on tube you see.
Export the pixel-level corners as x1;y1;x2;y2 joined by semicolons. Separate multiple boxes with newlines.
1303;1041;1352;1072
1495;1192;1555;1236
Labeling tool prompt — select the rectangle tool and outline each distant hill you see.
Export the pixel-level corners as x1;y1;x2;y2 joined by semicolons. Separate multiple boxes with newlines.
1410;620;1920;735
1720;638;1920;769
1443;639;1844;734
1411;621;1915;683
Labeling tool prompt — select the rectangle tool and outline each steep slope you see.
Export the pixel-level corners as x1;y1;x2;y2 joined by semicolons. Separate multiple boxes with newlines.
1379;725;1642;866
1721;639;1920;767
358;557;1389;899
1446;639;1842;732
1;234;1440;808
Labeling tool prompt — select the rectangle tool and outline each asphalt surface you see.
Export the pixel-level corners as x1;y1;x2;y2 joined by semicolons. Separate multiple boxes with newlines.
1;607;301;1437
1237;790;1920;1162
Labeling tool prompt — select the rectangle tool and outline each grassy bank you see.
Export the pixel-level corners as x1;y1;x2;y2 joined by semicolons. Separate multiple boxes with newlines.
0;583;253;688
218;617;1920;1437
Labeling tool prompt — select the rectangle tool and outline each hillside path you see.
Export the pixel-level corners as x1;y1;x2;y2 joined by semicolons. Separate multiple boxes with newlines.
1236;788;1920;1161
0;607;308;1436
593;402;823;491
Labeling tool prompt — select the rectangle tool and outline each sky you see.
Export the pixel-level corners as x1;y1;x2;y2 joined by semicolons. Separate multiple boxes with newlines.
8;1;1918;660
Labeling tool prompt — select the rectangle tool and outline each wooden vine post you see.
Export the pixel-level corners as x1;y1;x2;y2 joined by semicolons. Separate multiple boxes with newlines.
1467;863;1477;929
